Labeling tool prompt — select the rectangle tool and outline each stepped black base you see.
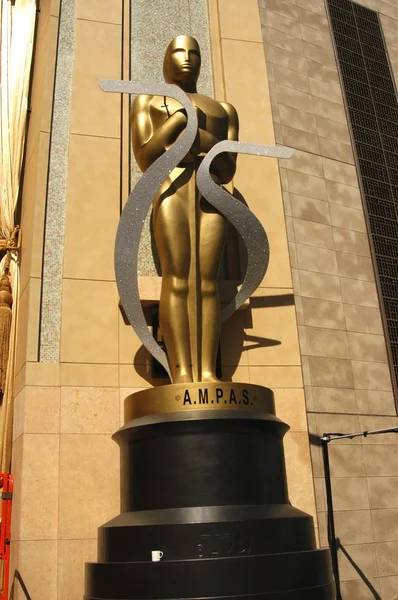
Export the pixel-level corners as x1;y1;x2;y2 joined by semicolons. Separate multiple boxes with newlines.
85;405;335;599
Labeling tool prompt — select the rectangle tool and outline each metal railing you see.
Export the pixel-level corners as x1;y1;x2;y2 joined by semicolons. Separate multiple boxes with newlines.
321;426;398;599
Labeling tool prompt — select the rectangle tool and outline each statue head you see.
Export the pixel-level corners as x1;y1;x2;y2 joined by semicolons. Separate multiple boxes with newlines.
163;35;201;87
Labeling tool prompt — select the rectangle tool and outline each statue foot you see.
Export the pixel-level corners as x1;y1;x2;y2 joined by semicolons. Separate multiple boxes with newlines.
201;372;220;383
173;372;193;384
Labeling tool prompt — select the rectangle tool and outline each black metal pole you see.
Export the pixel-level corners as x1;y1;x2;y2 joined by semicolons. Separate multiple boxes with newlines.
321;436;343;600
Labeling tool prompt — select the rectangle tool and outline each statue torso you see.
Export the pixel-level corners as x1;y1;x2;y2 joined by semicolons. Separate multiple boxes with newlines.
149;93;230;147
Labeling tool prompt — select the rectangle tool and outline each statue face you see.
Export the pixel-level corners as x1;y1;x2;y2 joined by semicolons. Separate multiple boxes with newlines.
163;35;201;86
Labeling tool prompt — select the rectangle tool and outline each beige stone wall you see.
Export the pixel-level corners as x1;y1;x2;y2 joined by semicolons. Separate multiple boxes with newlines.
11;0;123;597
10;0;61;593
208;0;316;520
259;0;398;597
11;0;315;597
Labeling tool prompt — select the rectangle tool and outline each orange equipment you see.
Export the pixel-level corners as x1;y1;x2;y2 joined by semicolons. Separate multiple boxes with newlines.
0;473;13;599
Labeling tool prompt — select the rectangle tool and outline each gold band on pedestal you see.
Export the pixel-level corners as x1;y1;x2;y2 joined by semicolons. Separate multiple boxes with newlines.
124;382;275;421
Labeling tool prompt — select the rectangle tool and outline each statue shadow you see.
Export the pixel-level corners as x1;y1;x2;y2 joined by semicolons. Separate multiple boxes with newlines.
132;292;294;385
221;293;294;381
133;344;170;387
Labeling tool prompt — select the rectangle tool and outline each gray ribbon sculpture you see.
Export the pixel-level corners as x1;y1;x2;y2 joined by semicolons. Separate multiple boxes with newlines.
99;79;294;381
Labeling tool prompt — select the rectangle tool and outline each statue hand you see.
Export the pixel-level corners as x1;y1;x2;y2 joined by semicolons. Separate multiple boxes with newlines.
199;129;219;154
169;108;187;123
162;109;188;151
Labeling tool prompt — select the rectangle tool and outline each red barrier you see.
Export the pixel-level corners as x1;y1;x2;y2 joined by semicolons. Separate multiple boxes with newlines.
0;474;13;599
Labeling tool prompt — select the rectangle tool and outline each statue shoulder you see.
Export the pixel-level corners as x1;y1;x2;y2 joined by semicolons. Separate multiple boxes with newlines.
131;94;154;118
220;101;238;124
220;101;239;140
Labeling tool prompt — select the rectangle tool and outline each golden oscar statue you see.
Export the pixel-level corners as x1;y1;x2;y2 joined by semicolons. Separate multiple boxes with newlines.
131;35;238;384
84;35;335;600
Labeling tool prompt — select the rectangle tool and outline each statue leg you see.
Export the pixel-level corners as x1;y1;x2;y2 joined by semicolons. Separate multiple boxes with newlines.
198;199;227;382
153;182;192;383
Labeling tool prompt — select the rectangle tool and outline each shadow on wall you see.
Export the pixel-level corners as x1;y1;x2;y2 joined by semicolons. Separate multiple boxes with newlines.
133;293;294;385
220;292;293;380
337;539;382;600
9;570;31;599
309;432;392;600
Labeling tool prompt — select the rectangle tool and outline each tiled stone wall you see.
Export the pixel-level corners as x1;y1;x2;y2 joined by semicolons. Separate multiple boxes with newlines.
259;0;398;597
12;0;123;597
207;0;317;523
12;10;62;586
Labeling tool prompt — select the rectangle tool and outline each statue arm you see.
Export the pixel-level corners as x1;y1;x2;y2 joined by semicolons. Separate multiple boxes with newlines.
212;102;239;184
131;95;187;172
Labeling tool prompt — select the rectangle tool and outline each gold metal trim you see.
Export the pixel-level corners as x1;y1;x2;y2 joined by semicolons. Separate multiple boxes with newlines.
124;382;275;421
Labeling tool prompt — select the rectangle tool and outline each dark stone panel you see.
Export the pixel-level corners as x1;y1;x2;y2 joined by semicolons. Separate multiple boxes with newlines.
327;0;398;397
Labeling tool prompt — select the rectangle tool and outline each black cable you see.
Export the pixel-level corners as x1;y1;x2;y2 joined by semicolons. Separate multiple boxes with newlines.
163;96;171;118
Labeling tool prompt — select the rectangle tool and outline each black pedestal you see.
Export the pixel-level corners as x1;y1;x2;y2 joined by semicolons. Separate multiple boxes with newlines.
85;409;335;599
